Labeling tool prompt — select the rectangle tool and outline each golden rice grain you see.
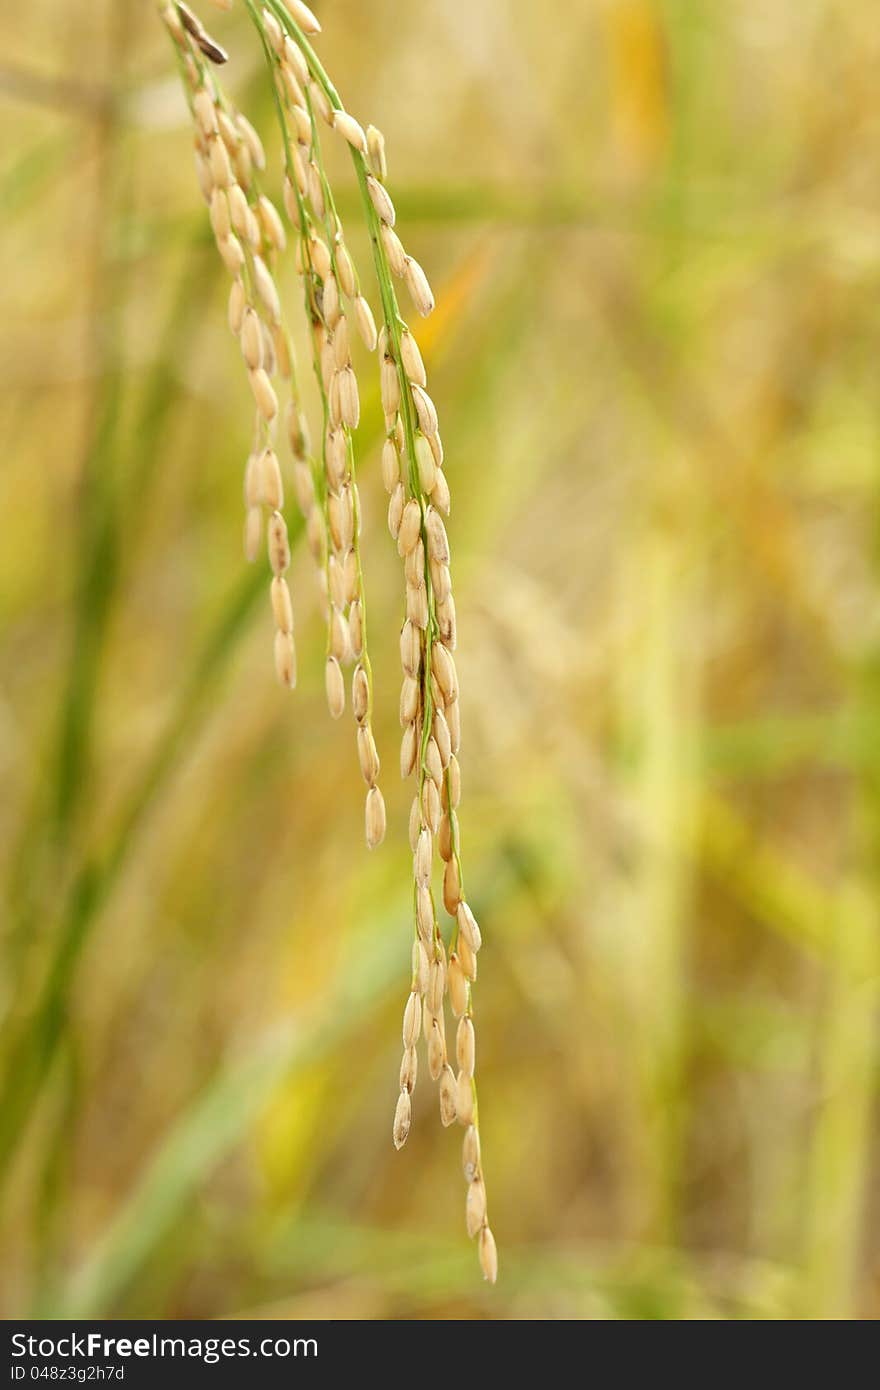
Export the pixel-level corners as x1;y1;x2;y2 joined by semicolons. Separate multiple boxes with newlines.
382;438;400;493
388;482;405;539
457;901;482;954
456;1071;475;1127
259;449;284;510
392;1089;411;1150
273;630;296;688
365;786;386;849
403;990;421;1049
399;328;426;386
325;655;345;719
237;112;266;170
400;720;418;779
354;295;378;351
466;1177;486;1237
357;725;380;786
366;174;395;226
439;1065;458;1127
249;367;278;421
270;576;294;633
228;278;246;334
333;109;367;152
380;224;407;278
456;1016;476;1076
397;498;422;557
283;33;309;85
366;123;387;180
458;934;477;983
411;384;439;437
427;1020;445;1081
352;664;369;723
404;257;435;317
399;1046;418;1094
479;1226;498;1284
448;953;468;1017
399;675;420;725
288;0;322;36
268;511;290;575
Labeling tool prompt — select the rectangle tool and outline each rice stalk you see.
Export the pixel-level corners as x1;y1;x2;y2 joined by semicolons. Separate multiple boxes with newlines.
158;1;496;1280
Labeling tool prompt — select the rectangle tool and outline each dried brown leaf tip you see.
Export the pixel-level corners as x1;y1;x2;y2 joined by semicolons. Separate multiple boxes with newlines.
159;0;497;1283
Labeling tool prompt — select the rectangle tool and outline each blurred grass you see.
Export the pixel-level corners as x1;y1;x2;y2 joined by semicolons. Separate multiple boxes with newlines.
1;0;879;1320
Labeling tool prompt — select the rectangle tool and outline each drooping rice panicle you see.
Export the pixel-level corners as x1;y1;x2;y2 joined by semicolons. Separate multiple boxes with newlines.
159;2;305;692
263;3;495;1277
247;4;386;848
161;0;496;1281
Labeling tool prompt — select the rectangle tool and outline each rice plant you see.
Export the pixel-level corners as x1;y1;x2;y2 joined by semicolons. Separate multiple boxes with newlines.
5;0;879;1324
157;0;497;1282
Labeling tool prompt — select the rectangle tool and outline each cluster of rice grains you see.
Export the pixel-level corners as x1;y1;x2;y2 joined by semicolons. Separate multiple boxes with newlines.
160;0;497;1283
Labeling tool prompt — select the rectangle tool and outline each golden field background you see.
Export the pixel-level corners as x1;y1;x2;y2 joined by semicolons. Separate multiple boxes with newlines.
1;0;879;1319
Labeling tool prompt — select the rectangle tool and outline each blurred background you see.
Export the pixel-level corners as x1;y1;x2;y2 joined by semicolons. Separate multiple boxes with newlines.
1;0;879;1320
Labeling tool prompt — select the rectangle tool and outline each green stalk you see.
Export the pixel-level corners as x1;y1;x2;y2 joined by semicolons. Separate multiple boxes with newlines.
0;562;269;1186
